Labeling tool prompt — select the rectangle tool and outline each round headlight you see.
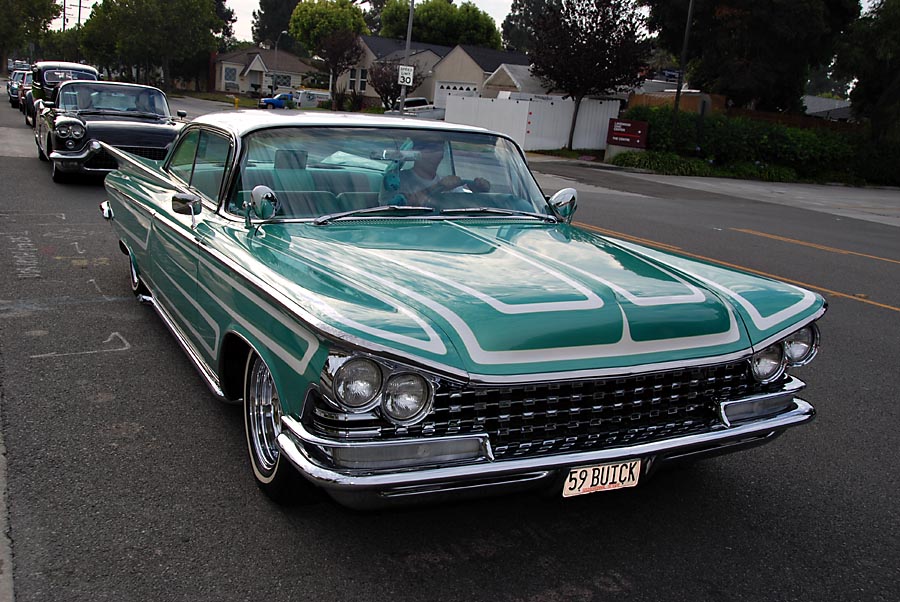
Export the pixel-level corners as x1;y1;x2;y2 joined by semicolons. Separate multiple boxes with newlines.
751;344;786;383
56;125;71;138
70;124;85;139
783;324;819;366
382;373;431;423
333;358;382;410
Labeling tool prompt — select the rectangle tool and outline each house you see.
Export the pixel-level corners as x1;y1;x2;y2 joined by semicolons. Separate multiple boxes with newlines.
340;35;529;108
336;35;454;104
214;48;317;96
482;63;555;98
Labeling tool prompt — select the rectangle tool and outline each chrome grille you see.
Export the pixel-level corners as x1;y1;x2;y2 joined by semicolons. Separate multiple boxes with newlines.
85;145;168;170
310;361;779;460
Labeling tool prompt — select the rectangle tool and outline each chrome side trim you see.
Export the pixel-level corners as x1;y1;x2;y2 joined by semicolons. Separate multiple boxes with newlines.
49;139;102;161
142;290;227;400
277;398;814;491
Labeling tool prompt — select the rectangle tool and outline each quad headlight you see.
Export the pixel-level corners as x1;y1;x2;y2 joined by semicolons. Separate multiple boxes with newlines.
70;124;85;139
750;322;821;383
333;357;382;410
325;354;435;425
55;124;71;138
382;373;432;423
783;323;819;366
751;344;786;383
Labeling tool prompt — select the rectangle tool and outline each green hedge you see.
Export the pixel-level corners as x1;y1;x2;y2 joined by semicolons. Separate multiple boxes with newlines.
620;106;896;185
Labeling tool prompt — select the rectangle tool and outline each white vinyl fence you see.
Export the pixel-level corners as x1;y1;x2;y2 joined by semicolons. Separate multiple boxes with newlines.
445;95;621;150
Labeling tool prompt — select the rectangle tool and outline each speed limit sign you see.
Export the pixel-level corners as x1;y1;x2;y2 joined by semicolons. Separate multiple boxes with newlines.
398;65;414;86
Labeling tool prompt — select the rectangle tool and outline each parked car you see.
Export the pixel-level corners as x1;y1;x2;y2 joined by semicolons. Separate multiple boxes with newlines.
35;80;185;182
98;111;824;508
295;89;331;108
30;61;99;107
386;97;445;120
17;71;33;124
7;69;27;107
258;92;295;109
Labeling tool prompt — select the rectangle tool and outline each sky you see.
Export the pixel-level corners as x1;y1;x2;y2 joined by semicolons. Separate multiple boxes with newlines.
226;0;514;42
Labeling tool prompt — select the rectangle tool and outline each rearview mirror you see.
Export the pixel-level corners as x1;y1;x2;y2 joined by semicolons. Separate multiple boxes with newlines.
245;185;278;229
548;188;577;223
172;192;202;228
176;110;187;118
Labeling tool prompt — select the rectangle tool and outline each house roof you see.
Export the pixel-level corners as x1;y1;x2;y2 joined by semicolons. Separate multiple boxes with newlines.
486;63;552;95
215;48;315;75
361;35;454;60
458;45;529;73
802;94;850;115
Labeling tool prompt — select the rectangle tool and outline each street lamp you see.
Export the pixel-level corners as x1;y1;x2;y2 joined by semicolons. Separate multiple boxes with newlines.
273;30;288;95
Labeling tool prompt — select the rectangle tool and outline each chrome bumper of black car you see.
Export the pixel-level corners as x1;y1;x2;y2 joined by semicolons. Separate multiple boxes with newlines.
277;377;814;507
49;140;109;172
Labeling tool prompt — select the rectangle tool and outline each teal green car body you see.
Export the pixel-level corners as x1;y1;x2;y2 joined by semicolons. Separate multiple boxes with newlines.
100;112;824;508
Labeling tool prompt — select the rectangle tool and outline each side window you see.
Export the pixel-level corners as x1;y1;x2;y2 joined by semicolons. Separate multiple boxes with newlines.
169;130;199;184
192;131;232;200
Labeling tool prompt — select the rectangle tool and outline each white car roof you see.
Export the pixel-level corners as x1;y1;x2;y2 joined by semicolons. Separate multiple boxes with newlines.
191;110;494;138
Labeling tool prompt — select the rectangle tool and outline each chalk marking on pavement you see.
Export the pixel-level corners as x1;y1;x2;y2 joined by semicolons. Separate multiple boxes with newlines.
30;332;132;359
731;228;900;265
578;223;900;313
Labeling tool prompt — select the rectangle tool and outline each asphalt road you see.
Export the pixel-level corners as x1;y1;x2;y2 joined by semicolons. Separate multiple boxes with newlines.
1;96;898;602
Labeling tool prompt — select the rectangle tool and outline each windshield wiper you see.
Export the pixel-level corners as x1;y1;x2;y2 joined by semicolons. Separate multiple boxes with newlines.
440;207;557;222
313;205;435;226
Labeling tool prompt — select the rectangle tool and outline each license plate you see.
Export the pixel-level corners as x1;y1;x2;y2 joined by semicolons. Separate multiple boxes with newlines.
562;459;641;497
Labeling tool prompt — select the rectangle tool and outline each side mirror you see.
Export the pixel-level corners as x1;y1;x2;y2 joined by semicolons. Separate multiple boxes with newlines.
245;185;278;229
177;110;187;118
172;192;202;228
43;101;55;109
548;188;577;224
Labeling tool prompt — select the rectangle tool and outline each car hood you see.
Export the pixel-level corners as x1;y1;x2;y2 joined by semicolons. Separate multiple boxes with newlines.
67;114;181;146
219;221;824;379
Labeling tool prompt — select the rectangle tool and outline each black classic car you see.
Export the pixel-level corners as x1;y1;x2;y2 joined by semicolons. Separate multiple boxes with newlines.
35;80;186;182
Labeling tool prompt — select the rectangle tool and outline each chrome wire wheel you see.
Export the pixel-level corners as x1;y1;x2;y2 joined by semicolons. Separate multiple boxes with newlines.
245;354;283;480
242;352;314;503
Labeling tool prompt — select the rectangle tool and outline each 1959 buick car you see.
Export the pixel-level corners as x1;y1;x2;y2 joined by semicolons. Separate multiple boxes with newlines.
36;80;185;182
99;111;824;508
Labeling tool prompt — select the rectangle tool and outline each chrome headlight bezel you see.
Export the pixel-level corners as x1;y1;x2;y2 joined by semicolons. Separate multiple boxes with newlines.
381;372;434;425
331;357;383;412
750;343;786;384
70;124;85;139
321;351;437;426
55;124;72;138
783;323;820;367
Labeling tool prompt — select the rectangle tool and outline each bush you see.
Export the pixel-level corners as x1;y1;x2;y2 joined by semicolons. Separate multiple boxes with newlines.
347;88;365;112
610;151;713;176
620;106;870;184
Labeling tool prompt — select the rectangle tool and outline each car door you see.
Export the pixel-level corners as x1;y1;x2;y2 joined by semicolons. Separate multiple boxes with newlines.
148;129;204;343
151;127;234;365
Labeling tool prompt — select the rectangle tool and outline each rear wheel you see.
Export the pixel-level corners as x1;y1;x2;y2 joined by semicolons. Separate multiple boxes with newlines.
244;352;314;504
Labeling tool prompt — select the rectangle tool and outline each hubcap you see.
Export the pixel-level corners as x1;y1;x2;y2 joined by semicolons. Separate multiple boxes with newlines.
247;358;282;474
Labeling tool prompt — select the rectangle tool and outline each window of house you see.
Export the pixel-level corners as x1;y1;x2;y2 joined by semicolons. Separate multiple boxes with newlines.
224;67;237;82
348;68;357;91
274;73;291;89
359;68;367;92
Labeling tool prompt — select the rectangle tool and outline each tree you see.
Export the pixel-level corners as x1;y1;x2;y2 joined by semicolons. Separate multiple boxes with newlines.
381;0;501;49
0;0;60;71
253;0;304;55
81;0;122;78
531;0;649;149
367;59;426;108
641;0;859;112
501;0;549;53
834;0;900;142
805;64;852;99
290;0;368;106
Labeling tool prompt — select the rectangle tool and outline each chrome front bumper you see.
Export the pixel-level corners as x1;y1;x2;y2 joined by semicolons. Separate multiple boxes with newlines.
277;378;815;507
49;140;110;173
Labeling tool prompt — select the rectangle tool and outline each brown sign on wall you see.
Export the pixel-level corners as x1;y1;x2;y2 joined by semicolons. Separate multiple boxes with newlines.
606;118;649;149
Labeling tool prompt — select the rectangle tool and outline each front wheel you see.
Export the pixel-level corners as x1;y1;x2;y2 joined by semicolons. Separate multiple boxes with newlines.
50;159;67;183
244;352;313;504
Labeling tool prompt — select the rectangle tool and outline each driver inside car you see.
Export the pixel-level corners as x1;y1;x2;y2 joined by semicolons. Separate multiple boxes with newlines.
399;138;490;204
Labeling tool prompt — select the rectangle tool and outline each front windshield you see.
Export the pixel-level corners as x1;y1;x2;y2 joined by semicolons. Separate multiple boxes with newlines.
57;82;170;116
228;127;548;220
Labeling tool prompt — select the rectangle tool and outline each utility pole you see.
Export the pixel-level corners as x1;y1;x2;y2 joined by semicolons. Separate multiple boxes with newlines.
397;0;414;114
672;0;695;122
